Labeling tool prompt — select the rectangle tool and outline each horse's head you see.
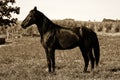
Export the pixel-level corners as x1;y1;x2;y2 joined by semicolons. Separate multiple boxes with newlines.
21;7;37;29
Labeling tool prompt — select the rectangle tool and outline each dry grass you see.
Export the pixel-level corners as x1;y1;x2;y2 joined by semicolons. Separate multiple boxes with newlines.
0;35;120;80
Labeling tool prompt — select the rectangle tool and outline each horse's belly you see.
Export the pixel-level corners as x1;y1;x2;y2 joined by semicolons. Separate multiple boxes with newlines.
57;30;79;49
58;40;79;49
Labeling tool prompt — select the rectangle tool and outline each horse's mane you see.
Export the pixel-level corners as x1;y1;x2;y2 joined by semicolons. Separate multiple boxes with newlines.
36;10;53;24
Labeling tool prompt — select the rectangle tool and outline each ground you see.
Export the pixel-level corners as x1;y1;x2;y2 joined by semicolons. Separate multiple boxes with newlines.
0;35;120;80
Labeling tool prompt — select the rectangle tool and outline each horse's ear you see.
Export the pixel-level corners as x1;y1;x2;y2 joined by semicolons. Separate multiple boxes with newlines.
34;6;37;11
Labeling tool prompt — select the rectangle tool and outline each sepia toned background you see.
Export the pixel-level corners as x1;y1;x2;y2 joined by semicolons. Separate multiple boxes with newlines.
14;0;120;21
0;0;120;80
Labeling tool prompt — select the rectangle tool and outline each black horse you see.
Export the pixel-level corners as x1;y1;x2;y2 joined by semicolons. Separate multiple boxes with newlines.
21;7;100;73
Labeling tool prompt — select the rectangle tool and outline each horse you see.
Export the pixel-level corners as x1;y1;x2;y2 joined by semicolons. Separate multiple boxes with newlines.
21;7;100;73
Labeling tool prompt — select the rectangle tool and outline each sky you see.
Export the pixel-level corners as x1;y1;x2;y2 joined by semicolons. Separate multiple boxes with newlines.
12;0;120;21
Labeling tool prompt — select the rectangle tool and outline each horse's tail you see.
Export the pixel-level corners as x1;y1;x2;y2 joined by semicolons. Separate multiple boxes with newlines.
93;32;100;66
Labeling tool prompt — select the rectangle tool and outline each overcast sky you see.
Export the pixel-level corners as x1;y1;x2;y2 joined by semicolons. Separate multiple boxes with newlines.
13;0;120;21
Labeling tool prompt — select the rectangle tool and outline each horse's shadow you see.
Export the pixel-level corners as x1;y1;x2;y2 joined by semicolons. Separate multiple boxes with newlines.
42;65;66;70
109;68;120;72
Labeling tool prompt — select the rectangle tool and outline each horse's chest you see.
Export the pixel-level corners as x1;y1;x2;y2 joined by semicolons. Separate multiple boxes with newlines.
41;32;55;48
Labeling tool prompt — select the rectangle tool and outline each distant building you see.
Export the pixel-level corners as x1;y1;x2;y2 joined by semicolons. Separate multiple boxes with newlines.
102;18;120;23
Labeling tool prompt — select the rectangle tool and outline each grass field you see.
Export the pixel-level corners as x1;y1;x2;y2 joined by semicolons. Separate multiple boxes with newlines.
0;35;120;80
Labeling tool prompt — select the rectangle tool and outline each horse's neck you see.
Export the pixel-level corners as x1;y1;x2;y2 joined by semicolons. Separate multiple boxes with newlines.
36;16;54;39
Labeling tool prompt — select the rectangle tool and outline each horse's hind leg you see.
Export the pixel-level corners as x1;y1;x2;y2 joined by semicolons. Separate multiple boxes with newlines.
89;49;95;71
79;46;89;72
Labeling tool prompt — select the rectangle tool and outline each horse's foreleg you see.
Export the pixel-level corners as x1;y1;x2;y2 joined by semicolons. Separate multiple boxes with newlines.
45;48;55;73
51;50;55;72
45;48;52;72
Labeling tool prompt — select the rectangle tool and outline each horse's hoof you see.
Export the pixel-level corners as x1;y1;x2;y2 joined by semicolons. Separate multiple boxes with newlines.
45;68;49;72
83;71;90;73
51;72;57;75
45;68;52;73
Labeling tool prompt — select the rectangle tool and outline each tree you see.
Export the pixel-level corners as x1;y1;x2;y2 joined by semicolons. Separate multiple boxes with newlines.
0;0;20;26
